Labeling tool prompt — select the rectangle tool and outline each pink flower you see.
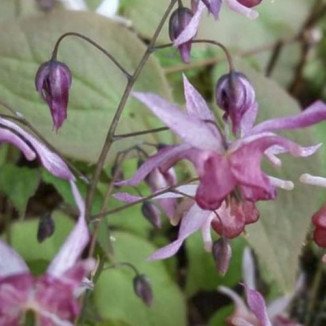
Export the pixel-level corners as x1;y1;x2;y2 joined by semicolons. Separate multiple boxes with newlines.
114;184;258;260
116;76;325;211
0;182;94;326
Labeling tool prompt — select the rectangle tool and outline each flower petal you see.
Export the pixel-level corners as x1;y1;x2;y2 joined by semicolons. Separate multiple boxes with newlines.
173;2;206;46
193;153;236;210
148;204;211;260
230;133;320;198
0;127;36;161
0;118;74;181
96;0;119;17
115;144;190;187
133;92;223;151
183;74;215;122
225;0;259;19
242;248;256;290
251;100;326;135
244;285;272;326
47;182;89;277
0;241;29;278
240;102;258;137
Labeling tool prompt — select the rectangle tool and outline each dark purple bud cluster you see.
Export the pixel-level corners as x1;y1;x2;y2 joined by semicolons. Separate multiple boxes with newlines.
35;60;72;131
169;7;194;63
133;274;153;307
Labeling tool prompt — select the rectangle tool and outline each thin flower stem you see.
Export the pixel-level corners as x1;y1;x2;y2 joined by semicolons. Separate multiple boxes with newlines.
152;39;235;71
103;262;140;275
87;151;128;259
113;126;169;140
164;35;299;74
0;101;89;182
90;177;199;221
51;32;132;79
85;0;179;221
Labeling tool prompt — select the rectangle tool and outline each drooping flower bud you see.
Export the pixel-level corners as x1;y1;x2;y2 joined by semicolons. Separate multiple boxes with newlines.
133;274;153;307
212;238;232;275
141;201;162;228
216;71;256;135
35;60;72;131
311;204;326;247
169;7;194;63
236;0;263;8
37;212;55;243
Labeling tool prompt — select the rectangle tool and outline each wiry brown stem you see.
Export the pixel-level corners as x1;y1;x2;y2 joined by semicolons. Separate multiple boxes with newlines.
85;0;179;221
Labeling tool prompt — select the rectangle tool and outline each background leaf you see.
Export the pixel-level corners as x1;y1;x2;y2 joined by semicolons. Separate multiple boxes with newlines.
94;231;186;326
0;11;172;163
0;164;40;216
224;62;322;292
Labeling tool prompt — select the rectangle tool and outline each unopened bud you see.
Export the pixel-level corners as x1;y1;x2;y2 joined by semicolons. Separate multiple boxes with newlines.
37;212;55;243
35;60;72;131
133;274;153;307
236;0;262;7
216;71;256;135
141;201;162;228
169;7;194;63
212;238;232;275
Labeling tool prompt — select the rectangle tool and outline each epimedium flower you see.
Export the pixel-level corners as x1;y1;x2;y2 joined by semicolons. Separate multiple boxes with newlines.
116;75;325;211
114;184;259;261
0;181;95;326
35;60;72;131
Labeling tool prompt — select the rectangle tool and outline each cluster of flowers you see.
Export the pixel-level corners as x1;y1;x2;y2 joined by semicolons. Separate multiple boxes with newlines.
4;0;324;324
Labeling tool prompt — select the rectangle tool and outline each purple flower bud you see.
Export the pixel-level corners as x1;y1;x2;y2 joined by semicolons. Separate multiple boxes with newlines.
169;7;194;63
141;201;162;228
216;71;256;135
237;0;263;8
133;274;153;307
35;60;72;131
212;238;232;275
37;212;55;243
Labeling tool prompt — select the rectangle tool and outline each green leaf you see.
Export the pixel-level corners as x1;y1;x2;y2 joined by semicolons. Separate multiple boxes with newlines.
0;11;172;163
208;305;233;326
41;169;102;214
94;231;186;326
229;63;322;292
0;164;40;216
185;234;246;297
10;211;74;266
